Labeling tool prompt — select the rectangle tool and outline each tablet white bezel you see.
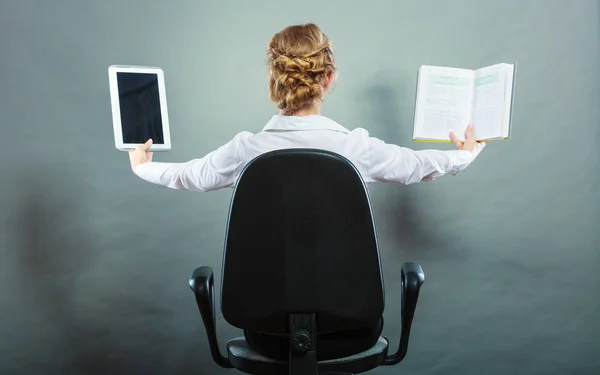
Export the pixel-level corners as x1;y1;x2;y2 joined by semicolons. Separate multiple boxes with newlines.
108;65;172;152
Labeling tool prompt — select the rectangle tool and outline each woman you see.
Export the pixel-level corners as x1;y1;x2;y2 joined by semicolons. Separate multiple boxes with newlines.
127;24;484;359
129;23;484;189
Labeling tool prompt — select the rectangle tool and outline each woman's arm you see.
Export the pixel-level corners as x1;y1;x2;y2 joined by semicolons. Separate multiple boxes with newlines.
367;126;484;185
133;131;253;192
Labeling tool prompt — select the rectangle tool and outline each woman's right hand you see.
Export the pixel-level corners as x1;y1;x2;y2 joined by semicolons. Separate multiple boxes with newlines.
449;124;483;152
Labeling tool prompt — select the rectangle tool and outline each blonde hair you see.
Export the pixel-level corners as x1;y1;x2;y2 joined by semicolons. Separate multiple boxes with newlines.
267;23;336;115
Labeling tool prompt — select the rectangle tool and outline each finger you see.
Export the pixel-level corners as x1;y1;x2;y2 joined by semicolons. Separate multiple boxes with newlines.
146;152;154;161
141;138;153;150
449;132;463;149
464;124;474;138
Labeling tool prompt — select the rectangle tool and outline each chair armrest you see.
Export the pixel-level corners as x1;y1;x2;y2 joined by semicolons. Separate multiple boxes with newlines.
189;266;232;368
384;261;425;365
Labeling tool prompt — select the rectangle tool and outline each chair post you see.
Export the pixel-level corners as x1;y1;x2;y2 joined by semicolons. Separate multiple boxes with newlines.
289;313;318;375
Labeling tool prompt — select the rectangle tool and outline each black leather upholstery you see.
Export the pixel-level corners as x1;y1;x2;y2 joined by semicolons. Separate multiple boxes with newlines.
189;149;425;375
221;149;384;334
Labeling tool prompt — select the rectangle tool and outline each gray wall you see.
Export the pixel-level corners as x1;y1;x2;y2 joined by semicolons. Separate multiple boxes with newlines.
1;0;598;374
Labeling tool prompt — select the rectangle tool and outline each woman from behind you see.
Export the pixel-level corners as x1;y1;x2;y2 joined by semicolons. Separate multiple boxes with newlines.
129;23;484;189
127;23;484;360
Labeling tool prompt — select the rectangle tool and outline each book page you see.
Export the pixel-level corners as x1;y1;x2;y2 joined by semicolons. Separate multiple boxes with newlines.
413;66;474;141
471;64;508;140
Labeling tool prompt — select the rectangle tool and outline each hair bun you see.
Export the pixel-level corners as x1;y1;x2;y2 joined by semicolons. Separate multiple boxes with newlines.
267;24;336;115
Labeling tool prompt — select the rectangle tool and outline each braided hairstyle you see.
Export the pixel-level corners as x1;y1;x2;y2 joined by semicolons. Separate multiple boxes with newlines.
267;24;337;115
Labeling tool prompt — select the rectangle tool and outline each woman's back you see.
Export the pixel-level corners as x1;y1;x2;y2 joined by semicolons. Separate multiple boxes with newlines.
240;115;373;178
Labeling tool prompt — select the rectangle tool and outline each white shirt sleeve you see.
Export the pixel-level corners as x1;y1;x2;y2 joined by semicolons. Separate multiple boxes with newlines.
133;131;253;192
367;136;485;185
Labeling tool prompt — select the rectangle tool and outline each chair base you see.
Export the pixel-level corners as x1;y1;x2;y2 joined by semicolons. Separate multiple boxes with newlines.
226;336;389;375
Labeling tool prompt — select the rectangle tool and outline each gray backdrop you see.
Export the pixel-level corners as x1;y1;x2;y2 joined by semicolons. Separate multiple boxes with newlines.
1;0;598;374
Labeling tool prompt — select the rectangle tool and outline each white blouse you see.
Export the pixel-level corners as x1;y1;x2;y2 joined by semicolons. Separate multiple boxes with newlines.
134;115;484;192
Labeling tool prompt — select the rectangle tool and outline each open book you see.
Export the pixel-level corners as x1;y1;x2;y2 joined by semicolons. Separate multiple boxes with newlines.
412;63;516;142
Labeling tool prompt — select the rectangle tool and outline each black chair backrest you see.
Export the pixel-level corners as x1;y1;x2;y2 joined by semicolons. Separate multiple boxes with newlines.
220;149;385;335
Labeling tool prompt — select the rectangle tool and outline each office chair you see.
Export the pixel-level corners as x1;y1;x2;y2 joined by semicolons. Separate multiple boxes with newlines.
189;149;425;375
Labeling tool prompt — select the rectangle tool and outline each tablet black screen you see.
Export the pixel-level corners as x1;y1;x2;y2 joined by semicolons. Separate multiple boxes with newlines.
117;72;165;144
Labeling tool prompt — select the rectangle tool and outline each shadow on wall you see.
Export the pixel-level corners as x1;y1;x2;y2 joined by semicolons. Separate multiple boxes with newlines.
11;169;126;375
358;80;444;259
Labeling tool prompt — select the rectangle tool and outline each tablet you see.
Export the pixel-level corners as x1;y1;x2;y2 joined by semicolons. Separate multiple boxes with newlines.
108;65;172;151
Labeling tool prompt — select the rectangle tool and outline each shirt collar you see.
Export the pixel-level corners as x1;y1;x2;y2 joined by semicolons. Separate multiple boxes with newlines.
262;115;350;134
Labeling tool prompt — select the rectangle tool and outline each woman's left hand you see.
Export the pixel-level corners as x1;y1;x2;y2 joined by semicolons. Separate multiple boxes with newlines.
129;139;154;172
